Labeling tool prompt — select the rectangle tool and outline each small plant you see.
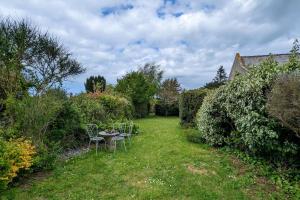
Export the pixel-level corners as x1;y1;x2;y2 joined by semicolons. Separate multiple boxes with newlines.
0;138;36;190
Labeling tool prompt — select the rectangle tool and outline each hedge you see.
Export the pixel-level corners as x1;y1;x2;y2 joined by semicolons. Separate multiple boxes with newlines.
179;89;208;126
155;100;179;116
196;53;300;164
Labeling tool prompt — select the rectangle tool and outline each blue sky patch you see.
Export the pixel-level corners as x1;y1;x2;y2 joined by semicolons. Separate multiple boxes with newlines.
164;0;177;5
201;4;216;13
172;12;184;17
101;4;134;16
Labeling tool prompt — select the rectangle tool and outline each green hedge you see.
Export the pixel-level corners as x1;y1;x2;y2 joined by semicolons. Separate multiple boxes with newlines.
196;53;300;165
71;93;133;123
155;100;179;116
179;89;207;126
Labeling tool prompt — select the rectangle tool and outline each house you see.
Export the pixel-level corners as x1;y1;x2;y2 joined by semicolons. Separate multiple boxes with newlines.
229;53;291;80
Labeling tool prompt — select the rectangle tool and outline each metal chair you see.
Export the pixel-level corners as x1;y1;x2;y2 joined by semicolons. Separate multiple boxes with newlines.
86;124;106;154
120;121;133;145
111;123;127;153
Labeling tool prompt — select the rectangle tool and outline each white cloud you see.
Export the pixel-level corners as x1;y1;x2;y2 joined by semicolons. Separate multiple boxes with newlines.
0;0;299;93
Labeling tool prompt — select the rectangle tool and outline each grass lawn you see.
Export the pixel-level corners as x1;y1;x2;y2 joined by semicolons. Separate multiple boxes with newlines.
1;117;287;199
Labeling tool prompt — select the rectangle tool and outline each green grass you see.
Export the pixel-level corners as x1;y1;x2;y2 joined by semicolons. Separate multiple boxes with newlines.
1;117;287;199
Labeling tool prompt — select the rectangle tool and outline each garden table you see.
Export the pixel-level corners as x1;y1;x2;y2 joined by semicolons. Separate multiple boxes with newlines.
98;131;120;151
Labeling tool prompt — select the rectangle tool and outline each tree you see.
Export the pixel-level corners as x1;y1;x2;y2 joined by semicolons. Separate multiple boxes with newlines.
115;71;153;117
156;78;181;116
138;63;163;96
0;18;85;96
158;78;181;105
84;75;106;93
213;66;228;83
204;66;228;89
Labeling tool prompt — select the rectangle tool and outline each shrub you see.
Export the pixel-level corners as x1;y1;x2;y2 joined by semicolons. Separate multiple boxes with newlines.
71;93;106;124
47;101;86;150
3;93;63;141
179;89;207;127
155;101;179;116
71;92;133;123
196;89;233;146
267;72;300;138
0;138;36;190
196;50;300;164
3;89;86;169
98;93;133;120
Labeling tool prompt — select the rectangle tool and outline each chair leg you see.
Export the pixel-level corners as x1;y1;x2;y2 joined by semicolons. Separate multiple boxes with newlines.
103;140;107;151
88;140;91;150
114;140;117;153
96;141;98;155
123;140;127;152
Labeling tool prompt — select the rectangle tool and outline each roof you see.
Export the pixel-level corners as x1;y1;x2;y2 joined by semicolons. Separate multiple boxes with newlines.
241;53;291;68
229;53;292;80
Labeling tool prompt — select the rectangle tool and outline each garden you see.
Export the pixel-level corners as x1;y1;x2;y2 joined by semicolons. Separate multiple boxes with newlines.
0;18;299;199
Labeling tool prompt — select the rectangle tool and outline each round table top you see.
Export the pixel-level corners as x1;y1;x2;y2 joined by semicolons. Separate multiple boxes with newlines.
98;131;119;137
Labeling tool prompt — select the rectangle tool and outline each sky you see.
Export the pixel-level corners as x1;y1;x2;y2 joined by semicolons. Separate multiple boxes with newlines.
0;0;299;93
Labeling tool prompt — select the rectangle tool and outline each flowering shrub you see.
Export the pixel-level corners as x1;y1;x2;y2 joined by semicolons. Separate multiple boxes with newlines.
0;138;36;190
196;48;300;164
196;89;232;146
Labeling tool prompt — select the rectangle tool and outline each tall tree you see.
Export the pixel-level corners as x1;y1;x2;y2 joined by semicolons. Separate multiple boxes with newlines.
115;71;153;117
84;75;106;93
205;66;228;89
213;66;228;83
158;78;181;105
0;18;85;96
156;78;181;116
139;63;163;96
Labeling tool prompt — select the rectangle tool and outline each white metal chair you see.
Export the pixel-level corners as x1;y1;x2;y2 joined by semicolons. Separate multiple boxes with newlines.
111;123;127;153
86;124;106;154
120;122;133;145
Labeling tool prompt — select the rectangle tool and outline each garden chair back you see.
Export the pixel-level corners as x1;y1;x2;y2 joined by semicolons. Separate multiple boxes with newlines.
86;124;98;138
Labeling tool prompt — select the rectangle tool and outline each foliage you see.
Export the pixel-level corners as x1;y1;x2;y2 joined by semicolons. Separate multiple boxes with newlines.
115;71;153;118
0;138;36;190
196;89;234;146
179;88;208;127
71;93;106;124
71;92;133;124
155;78;181;116
0;18;84;96
267;72;300;138
47;100;86;149
139;63;163;96
204;66;228;89
2;89;86;169
1;117;291;199
221;147;300;197
3;93;63;142
196;42;300;165
84;75;106;93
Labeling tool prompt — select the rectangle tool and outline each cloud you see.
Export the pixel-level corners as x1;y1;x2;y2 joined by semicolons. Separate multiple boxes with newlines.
0;0;299;93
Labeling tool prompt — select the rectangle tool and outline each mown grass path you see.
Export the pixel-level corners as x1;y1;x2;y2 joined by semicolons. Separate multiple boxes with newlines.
2;117;285;199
